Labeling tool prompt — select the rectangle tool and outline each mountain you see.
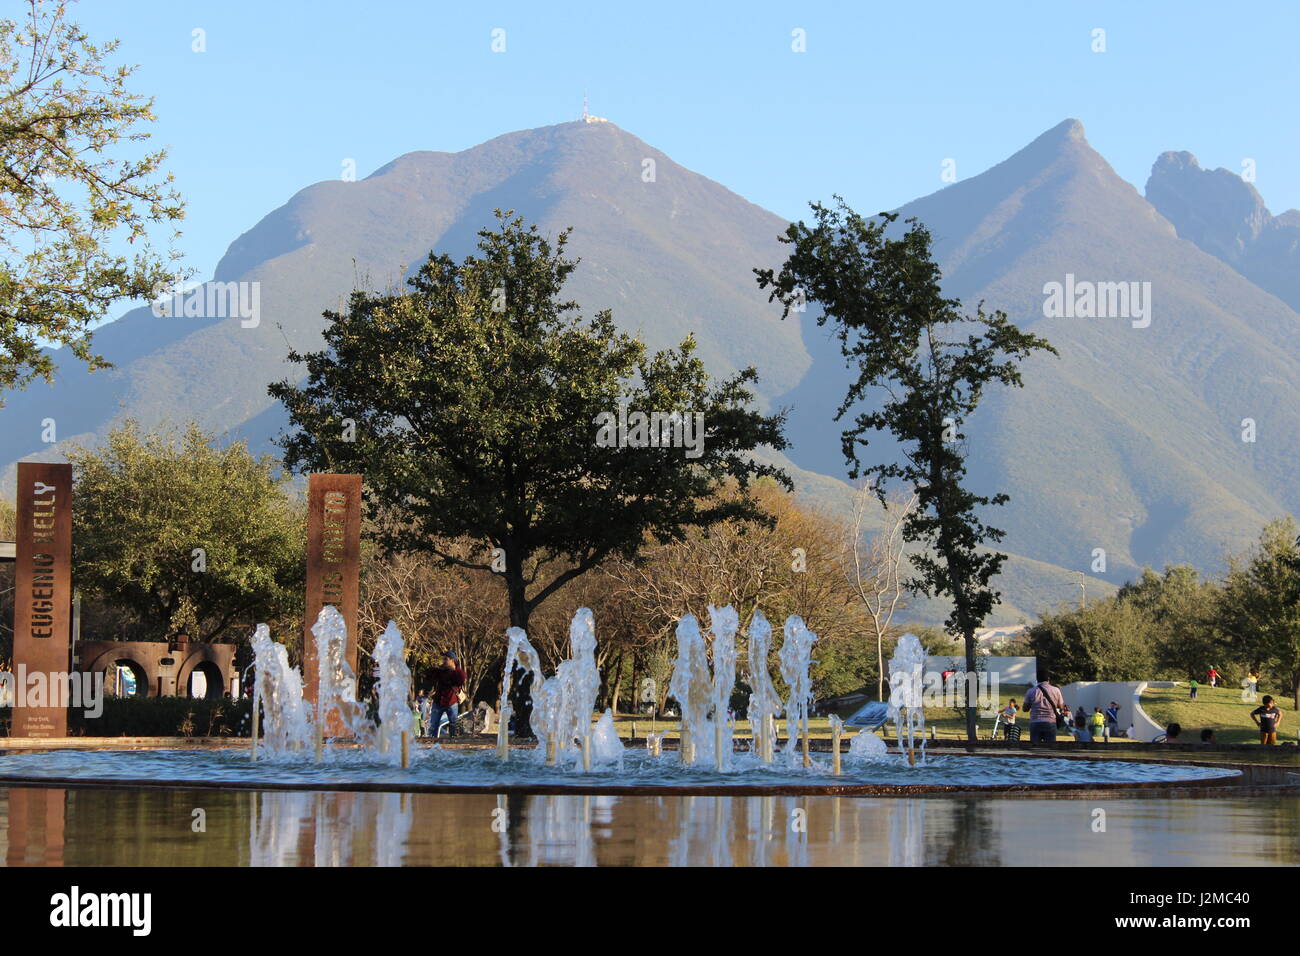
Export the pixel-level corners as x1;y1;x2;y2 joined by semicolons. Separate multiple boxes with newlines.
1145;150;1300;312
11;117;1294;623
778;119;1300;586
0;121;805;468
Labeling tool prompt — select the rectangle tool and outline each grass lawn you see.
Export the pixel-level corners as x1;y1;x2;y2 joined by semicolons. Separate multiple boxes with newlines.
608;684;1037;742
591;683;1300;767
1140;683;1294;746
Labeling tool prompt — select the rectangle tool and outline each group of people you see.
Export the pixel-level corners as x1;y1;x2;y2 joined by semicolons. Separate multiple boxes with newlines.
1002;674;1124;743
1190;667;1261;700
1013;671;1286;746
412;651;467;738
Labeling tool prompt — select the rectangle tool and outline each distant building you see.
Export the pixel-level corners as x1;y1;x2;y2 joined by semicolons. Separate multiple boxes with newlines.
581;96;609;124
974;625;1029;651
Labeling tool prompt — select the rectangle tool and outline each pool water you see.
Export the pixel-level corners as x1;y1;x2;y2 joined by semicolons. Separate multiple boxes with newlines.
0;746;1243;791
2;786;1297;866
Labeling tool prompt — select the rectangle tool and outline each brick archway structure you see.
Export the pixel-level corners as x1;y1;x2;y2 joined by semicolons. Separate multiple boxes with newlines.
78;641;237;699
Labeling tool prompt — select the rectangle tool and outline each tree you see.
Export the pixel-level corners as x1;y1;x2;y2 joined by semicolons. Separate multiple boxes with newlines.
1117;565;1222;678
271;212;788;729
358;541;506;703
606;479;865;703
0;1;185;399
846;484;915;700
1027;599;1158;683
1218;518;1300;709
757;201;1057;742
68;421;304;643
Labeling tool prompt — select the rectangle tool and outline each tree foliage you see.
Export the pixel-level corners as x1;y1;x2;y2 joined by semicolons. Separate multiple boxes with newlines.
757;200;1057;739
1118;565;1221;677
1217;518;1300;709
0;0;185;398
271;211;789;637
68;421;303;642
1027;600;1158;684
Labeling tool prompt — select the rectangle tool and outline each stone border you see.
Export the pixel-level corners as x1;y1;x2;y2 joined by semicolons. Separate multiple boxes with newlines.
1;741;1293;798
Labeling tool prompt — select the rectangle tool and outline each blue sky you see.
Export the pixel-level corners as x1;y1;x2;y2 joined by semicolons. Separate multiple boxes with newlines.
69;0;1300;285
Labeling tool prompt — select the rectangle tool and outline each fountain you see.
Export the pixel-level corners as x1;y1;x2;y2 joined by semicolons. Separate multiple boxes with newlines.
529;607;603;769
667;614;714;766
887;632;928;765
498;626;544;761
778;615;817;767
589;709;625;767
847;725;889;762
0;603;1246;804
312;605;373;751
249;624;313;755
745;610;781;763
372;621;415;765
708;605;738;771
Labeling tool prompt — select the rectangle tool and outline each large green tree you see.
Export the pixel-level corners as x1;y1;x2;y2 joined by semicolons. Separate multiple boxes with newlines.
1;0;184;399
756;201;1056;742
1117;565;1223;678
270;211;788;641
1027;599;1158;683
1217;517;1300;709
69;421;304;643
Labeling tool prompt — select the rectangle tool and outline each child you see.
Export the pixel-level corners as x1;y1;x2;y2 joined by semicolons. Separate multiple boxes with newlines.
1090;707;1106;742
1189;678;1198;700
1251;696;1284;746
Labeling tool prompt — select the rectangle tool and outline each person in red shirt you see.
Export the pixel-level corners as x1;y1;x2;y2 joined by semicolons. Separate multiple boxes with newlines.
1206;666;1219;688
428;651;467;738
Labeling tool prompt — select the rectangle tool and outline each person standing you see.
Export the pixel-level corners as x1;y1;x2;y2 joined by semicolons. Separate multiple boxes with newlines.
999;698;1019;738
1248;669;1260;700
1023;672;1066;744
1189;678;1198;700
1251;695;1284;746
429;651;467;738
1206;666;1219;688
1104;701;1120;740
1090;707;1106;742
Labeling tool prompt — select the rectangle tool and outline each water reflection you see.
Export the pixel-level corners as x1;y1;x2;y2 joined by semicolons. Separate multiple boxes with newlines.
1;786;1297;866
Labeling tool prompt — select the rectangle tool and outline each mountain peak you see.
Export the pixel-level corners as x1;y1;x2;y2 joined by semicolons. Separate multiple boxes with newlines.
1146;145;1300;311
1001;117;1103;175
1153;149;1201;172
1046;117;1087;141
1146;146;1271;259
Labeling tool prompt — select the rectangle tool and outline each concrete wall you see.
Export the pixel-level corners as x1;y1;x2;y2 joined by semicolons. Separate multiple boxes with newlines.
926;655;1038;685
1058;680;1165;741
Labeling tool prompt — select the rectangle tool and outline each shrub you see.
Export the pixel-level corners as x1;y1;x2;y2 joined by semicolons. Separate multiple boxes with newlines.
1;697;252;738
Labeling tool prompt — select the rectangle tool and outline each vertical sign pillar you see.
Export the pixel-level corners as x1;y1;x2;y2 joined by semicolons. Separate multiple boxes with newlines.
302;474;362;732
12;462;73;738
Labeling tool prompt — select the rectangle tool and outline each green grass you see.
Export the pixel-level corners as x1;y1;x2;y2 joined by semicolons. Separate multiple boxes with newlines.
602;692;1299;766
608;685;1036;742
1140;683;1293;746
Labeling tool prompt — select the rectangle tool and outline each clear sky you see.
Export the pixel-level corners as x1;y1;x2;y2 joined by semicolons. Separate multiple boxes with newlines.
67;0;1300;285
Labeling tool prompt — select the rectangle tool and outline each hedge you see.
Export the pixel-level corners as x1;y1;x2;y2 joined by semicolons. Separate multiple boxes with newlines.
1;696;253;738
